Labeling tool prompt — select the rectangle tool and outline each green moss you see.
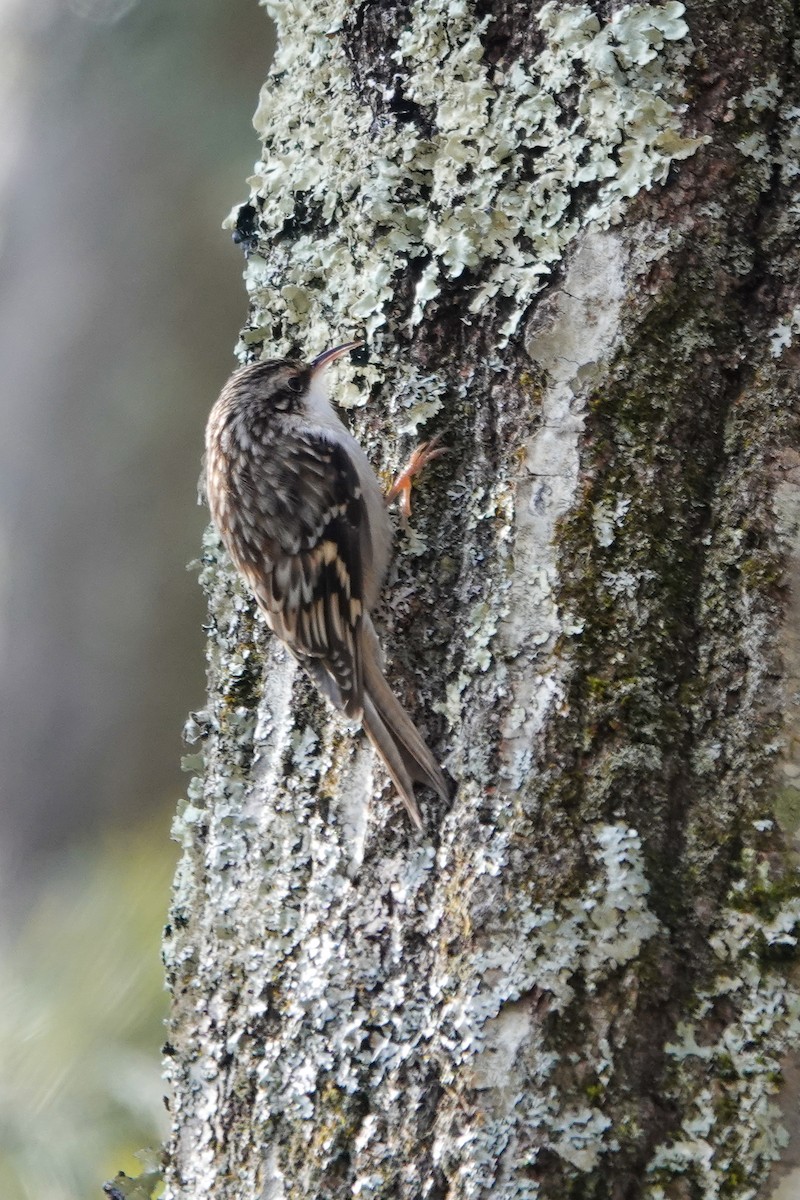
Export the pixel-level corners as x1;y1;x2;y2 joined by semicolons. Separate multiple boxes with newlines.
220;650;264;715
739;552;782;590
713;1088;740;1124
518;367;548;406
549;249;781;851
313;1081;362;1145
564;1176;612;1200
719;1163;747;1197
103;1152;164;1200
715;1052;737;1081
730;853;800;921
613;1113;643;1146
282;1080;369;1192
585;675;611;700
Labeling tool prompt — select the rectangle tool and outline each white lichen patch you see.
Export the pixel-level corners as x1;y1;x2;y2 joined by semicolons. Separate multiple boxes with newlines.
732;76;800;203
733;74;784;167
644;885;800;1198
237;0;701;412
769;305;800;358
772;455;800;838
171;635;666;1196
500;227;627;785
779;104;800;184
593;496;632;548
244;0;700;348
740;75;783;114
395;0;701;337
582;823;661;978
412;821;659;1185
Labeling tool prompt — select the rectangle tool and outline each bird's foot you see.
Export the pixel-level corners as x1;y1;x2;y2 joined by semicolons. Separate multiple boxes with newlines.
386;434;447;519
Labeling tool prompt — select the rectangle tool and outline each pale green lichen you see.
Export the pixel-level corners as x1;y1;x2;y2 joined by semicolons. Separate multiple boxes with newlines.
383;821;661;1187
779;104;800;182
237;0;702;387
397;0;702;335
168;4;783;1197
645;882;800;1196
740;75;783;115
769;304;800;358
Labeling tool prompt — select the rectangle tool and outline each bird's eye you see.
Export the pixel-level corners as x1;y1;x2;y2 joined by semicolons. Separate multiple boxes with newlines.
287;374;304;394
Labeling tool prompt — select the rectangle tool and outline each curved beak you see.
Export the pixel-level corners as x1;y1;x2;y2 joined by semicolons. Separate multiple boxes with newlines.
310;340;363;375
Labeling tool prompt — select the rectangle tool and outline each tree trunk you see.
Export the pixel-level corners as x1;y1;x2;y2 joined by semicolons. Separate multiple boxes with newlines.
162;3;800;1197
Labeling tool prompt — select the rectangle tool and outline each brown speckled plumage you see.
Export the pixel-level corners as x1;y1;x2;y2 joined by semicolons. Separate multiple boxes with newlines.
204;345;449;829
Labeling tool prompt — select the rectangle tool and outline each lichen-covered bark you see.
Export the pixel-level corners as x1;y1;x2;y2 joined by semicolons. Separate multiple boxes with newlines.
163;3;800;1198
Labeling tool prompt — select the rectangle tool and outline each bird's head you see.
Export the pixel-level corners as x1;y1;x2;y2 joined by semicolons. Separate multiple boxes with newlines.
223;341;363;416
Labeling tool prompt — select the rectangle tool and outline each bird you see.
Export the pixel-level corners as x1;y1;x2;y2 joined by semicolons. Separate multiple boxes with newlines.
204;341;450;829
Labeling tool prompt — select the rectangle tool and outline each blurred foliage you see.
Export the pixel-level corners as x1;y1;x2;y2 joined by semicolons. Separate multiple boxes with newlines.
0;0;272;871
0;1;273;1196
0;820;175;1200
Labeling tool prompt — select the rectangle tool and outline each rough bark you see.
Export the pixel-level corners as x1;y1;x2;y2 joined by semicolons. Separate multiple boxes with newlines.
163;3;800;1198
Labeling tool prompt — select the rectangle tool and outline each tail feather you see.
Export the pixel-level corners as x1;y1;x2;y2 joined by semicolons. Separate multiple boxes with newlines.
361;624;450;828
362;695;425;830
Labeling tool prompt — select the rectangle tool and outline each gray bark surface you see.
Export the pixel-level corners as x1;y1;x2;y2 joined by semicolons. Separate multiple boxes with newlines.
163;3;800;1197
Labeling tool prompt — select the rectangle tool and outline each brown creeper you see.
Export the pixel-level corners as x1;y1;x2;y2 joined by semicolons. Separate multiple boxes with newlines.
204;342;449;829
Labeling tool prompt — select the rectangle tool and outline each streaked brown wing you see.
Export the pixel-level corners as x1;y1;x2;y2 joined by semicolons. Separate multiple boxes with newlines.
228;430;367;718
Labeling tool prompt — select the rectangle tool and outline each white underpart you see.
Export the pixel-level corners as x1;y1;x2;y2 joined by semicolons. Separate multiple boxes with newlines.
303;367;342;429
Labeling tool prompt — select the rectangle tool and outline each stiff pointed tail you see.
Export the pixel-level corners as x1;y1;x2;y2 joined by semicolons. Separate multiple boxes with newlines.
361;629;450;830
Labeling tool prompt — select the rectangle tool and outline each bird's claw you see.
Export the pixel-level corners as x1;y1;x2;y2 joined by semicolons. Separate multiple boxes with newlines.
386;434;448;519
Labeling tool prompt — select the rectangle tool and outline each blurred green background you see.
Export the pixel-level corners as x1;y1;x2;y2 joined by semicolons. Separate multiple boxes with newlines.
0;1;271;1195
